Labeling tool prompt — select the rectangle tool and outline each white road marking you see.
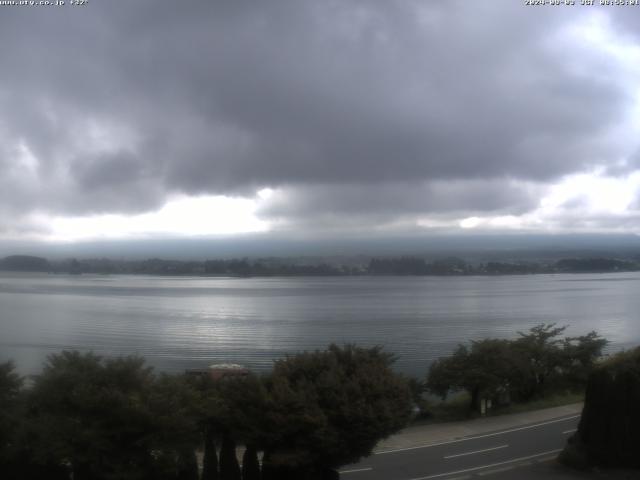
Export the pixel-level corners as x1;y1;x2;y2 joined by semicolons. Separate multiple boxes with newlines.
340;467;373;474
562;429;577;434
376;415;579;455
477;466;514;476
536;456;558;463
408;449;563;480
444;444;508;459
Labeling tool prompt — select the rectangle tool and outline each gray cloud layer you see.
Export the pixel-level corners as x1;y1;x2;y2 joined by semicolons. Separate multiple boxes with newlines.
258;179;543;229
0;1;637;234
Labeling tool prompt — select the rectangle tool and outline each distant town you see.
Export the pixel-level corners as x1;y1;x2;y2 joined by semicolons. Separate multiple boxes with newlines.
2;254;640;276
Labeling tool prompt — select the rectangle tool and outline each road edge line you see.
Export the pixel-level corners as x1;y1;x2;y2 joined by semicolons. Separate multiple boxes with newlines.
407;449;563;480
376;415;579;455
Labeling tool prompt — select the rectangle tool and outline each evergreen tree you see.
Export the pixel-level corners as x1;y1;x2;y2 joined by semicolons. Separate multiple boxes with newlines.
27;351;157;479
0;361;21;456
25;351;204;479
260;344;412;473
241;445;261;480
219;433;241;480
176;449;199;480
202;428;219;480
562;347;640;469
0;361;27;479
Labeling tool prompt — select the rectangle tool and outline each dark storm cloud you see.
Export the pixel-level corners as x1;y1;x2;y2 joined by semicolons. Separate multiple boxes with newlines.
0;0;633;230
258;180;543;227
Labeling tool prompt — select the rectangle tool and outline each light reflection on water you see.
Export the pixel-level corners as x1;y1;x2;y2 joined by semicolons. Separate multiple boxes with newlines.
0;272;638;376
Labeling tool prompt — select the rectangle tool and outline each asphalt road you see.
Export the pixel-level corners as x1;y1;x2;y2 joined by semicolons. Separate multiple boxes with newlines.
340;414;580;480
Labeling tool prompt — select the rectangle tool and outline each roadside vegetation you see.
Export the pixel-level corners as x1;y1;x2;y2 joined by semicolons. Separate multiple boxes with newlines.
0;325;615;479
414;390;585;425
561;346;640;470
422;324;606;416
0;345;412;480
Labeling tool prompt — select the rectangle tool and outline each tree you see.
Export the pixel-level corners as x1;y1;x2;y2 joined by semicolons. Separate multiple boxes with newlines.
27;351;159;479
24;351;212;480
406;377;430;418
219;433;241;480
426;340;517;412
426;344;469;399
260;344;412;477
561;347;640;469
146;373;203;479
562;331;608;385
427;325;609;413
512;323;568;399
0;362;23;473
201;427;219;480
24;351;213;480
196;372;267;480
213;374;270;448
0;361;22;449
241;445;261;480
176;449;199;480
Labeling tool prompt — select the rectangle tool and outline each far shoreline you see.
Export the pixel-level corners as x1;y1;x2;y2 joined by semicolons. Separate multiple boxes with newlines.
3;253;640;278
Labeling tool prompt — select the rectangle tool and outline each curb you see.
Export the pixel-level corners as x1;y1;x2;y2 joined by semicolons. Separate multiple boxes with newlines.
374;403;583;453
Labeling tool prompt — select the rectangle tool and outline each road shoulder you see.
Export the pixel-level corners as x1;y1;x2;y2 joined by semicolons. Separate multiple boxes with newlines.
375;403;583;453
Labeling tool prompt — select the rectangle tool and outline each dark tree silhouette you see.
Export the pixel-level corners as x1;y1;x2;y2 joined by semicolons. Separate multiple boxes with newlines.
427;324;609;412
176;449;199;480
202;428;219;480
241;445;261;480
219;433;241;480
562;347;640;469
260;344;412;477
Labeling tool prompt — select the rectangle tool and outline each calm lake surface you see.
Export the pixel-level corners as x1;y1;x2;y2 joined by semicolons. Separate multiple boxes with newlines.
1;272;639;376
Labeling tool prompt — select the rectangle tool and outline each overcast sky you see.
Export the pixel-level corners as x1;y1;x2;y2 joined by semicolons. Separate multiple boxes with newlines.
2;0;640;247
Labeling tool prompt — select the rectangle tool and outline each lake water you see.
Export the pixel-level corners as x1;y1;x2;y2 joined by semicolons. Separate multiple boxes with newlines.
1;272;638;377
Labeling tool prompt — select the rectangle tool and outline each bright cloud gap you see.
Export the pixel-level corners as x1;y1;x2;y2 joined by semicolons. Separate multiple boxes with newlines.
40;192;272;242
11;170;640;243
